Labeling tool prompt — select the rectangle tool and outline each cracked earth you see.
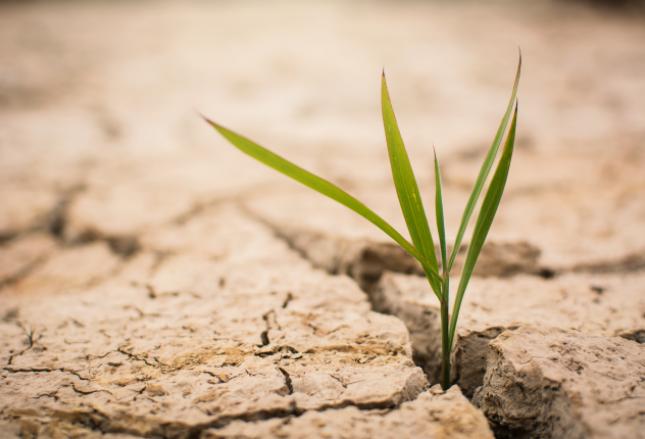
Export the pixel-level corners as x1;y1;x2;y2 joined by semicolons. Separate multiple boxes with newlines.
1;1;644;438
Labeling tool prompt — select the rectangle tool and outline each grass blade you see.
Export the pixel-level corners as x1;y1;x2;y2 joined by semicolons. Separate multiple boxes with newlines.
446;53;521;272
203;117;429;268
434;148;447;274
448;103;518;347
381;72;442;297
435;147;452;388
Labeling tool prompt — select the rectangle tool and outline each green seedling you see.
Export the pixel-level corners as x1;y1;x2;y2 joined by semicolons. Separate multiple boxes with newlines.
204;56;520;390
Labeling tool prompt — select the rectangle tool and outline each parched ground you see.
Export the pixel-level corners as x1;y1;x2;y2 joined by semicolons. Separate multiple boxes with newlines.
1;1;644;438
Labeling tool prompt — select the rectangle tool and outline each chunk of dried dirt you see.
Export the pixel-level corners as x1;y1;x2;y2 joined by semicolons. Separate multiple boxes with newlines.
473;327;645;439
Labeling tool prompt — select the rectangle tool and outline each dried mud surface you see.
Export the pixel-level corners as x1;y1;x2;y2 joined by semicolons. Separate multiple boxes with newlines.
474;327;644;439
1;1;645;438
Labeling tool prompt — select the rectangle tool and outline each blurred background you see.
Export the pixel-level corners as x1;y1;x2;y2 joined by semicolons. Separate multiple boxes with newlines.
1;0;644;268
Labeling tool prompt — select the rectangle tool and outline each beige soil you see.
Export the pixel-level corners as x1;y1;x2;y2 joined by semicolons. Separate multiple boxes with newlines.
1;1;644;438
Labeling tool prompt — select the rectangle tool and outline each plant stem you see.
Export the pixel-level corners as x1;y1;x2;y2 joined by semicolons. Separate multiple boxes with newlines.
440;277;451;390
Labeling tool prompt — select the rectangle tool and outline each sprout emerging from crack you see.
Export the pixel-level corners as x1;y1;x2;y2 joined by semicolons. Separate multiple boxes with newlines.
204;55;520;390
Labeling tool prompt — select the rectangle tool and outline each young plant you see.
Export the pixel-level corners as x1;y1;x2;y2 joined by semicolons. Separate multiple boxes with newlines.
204;57;520;390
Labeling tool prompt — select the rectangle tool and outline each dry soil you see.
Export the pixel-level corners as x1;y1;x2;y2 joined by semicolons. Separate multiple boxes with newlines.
1;1;644;438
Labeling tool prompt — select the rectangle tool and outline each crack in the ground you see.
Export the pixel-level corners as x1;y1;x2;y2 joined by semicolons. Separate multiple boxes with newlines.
3;366;91;382
35;387;404;439
259;310;276;347
259;329;270;347
170;183;287;227
32;382;114;399
277;367;294;395
570;250;645;274
0;241;127;294
281;292;294;309
329;373;348;389
242;211;441;378
183;397;401;439
254;344;301;359
46;185;86;239
45;184;142;259
71;229;141;258
142;283;202;300
6;321;41;366
0;232;17;245
69;382;113;397
245;208;645;285
0;184;84;247
0;184;141;294
116;347;162;369
6;190;198;301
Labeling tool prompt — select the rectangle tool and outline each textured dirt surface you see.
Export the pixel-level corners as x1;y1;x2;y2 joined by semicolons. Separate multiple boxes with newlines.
474;327;645;439
1;0;645;438
369;270;645;393
206;386;493;439
0;206;429;437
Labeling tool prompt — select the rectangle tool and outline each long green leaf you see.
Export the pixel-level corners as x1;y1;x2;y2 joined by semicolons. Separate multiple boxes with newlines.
448;103;518;347
435;149;450;385
204;117;435;273
381;72;442;298
447;53;522;272
434;148;447;274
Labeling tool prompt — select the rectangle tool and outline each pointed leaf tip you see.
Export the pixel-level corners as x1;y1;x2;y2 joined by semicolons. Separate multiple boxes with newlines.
446;54;521;272
449;102;518;348
433;148;447;276
203;114;432;282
